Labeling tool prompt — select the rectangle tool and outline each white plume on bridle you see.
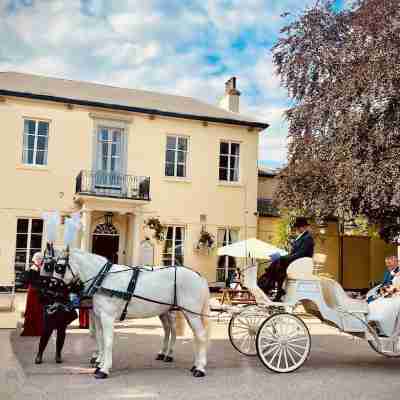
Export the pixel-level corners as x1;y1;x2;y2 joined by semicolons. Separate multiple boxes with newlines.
42;211;61;243
64;212;82;247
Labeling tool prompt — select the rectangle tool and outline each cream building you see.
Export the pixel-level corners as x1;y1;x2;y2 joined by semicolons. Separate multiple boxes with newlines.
0;72;268;305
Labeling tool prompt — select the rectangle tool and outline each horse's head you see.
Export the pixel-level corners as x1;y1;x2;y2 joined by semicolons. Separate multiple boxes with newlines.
66;248;108;292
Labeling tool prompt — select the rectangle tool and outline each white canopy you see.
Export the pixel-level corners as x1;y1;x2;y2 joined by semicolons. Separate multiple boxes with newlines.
217;238;287;260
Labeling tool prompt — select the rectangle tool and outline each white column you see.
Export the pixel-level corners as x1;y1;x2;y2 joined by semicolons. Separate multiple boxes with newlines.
132;211;143;265
81;209;92;252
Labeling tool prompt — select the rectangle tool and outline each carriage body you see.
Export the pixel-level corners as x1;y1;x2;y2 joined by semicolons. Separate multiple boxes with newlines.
228;257;400;373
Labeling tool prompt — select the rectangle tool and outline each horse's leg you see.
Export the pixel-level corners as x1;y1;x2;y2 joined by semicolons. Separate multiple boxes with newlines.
185;314;208;378
165;311;177;361
93;312;104;369
156;313;170;361
95;313;114;379
182;315;199;373
89;311;99;366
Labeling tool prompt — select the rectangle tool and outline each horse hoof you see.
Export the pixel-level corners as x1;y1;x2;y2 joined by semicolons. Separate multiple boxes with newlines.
164;356;174;363
34;355;43;365
155;354;165;361
90;357;97;365
95;371;108;379
192;369;205;378
190;366;196;373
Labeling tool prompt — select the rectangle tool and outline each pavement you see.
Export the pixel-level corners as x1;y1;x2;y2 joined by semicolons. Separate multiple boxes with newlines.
2;312;400;400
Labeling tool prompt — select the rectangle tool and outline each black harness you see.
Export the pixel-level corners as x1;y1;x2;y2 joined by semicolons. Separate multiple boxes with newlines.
82;263;184;321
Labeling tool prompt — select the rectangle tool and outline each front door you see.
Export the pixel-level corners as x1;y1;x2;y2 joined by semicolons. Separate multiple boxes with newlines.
92;222;120;264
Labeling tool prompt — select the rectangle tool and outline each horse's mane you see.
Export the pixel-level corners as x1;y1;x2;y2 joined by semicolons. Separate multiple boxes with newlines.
72;248;108;265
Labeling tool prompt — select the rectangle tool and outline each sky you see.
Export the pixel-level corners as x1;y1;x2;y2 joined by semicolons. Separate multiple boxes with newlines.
0;0;346;169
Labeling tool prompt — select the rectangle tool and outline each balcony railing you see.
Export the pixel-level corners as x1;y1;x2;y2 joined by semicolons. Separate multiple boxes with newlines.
75;170;150;201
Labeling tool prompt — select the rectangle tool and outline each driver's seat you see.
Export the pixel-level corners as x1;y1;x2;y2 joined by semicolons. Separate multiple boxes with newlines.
286;257;317;280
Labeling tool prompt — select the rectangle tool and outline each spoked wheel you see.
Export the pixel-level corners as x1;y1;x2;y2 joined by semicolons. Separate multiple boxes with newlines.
228;307;268;356
256;313;311;373
368;338;400;358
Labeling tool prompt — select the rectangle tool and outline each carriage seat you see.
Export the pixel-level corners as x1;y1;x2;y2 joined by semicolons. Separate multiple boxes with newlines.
286;258;318;280
319;277;368;314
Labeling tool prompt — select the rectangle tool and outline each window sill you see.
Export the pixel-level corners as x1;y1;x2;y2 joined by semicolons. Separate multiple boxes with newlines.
217;181;243;188
16;164;50;172
163;177;192;184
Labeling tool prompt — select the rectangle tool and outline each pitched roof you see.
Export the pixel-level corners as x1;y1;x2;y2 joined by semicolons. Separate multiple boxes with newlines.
0;72;268;129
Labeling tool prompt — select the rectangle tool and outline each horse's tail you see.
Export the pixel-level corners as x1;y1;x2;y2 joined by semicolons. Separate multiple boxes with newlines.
201;281;211;345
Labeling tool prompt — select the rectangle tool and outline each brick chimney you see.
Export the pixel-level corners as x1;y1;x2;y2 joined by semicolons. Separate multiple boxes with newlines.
219;77;241;113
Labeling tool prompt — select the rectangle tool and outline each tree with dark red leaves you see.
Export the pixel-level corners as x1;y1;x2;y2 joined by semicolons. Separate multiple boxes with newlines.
273;0;400;242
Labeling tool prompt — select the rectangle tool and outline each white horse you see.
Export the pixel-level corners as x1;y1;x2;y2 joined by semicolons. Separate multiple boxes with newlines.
66;249;210;378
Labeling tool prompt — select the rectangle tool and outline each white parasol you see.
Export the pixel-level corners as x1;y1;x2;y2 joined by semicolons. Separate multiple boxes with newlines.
217;237;287;260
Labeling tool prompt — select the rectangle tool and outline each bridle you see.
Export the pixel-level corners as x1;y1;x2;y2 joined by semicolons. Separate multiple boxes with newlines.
43;243;81;290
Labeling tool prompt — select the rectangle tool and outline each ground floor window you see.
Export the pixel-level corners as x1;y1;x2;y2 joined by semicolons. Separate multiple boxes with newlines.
162;226;185;266
14;218;44;289
216;228;239;284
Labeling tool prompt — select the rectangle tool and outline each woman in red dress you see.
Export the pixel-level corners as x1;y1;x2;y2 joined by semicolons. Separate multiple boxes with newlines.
21;252;44;336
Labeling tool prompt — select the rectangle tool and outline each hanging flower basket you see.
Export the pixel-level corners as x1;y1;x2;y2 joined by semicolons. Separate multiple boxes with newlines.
145;217;166;242
196;230;215;252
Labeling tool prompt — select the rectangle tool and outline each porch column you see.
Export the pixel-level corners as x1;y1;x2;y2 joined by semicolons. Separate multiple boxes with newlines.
132;211;144;265
81;209;92;252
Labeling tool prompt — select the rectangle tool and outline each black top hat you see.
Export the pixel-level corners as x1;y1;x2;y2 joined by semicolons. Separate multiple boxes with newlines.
293;217;310;228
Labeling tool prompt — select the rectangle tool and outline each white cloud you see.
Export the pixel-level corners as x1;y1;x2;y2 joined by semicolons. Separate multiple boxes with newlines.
0;0;320;167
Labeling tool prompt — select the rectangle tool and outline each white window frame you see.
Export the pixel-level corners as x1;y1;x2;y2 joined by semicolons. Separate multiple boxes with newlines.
14;218;44;287
22;119;50;166
219;140;240;182
216;227;239;283
165;135;189;178
97;126;123;173
162;226;185;266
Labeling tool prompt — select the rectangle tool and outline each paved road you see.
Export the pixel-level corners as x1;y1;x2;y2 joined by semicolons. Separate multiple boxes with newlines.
4;317;400;400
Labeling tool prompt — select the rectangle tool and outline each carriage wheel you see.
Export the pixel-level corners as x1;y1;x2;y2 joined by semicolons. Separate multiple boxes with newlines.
368;339;400;358
256;313;311;373
228;307;267;356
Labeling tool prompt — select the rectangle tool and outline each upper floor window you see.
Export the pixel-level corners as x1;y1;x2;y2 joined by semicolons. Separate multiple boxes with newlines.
165;135;188;178
22;119;49;166
219;141;240;182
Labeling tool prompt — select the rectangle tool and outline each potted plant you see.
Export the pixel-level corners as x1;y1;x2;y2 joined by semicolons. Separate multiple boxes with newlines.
145;217;166;242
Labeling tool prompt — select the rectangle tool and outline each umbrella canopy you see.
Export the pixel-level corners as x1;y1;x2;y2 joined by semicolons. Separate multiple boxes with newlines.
217;238;287;259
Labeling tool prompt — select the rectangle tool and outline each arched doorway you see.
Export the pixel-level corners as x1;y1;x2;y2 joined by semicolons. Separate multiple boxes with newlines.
92;222;120;264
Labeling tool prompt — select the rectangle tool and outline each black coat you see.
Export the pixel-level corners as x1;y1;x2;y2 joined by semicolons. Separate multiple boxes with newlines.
286;231;314;264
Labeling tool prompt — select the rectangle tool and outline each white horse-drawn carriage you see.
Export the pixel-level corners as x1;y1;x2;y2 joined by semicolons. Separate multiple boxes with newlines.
225;253;400;373
37;212;400;378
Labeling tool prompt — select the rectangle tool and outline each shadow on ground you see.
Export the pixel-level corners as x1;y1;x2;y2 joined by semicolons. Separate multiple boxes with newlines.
11;321;400;377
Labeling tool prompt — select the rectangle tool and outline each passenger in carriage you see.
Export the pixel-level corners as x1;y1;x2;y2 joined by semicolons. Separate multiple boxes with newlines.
367;257;400;336
258;217;314;301
367;256;400;303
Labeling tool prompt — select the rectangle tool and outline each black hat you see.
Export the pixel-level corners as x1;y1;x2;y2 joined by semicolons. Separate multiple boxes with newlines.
293;217;310;228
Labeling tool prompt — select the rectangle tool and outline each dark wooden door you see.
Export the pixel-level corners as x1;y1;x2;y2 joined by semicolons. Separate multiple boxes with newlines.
92;235;119;264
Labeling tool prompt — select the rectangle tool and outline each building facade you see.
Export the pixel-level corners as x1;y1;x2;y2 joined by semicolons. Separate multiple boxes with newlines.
0;72;268;293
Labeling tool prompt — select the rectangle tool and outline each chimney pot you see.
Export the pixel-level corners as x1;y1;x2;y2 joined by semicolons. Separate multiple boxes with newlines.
219;76;241;113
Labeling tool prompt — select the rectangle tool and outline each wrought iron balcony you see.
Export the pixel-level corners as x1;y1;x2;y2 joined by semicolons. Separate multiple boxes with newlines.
75;170;150;201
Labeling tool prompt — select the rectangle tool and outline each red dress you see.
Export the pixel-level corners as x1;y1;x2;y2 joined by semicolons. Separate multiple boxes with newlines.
21;264;44;336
